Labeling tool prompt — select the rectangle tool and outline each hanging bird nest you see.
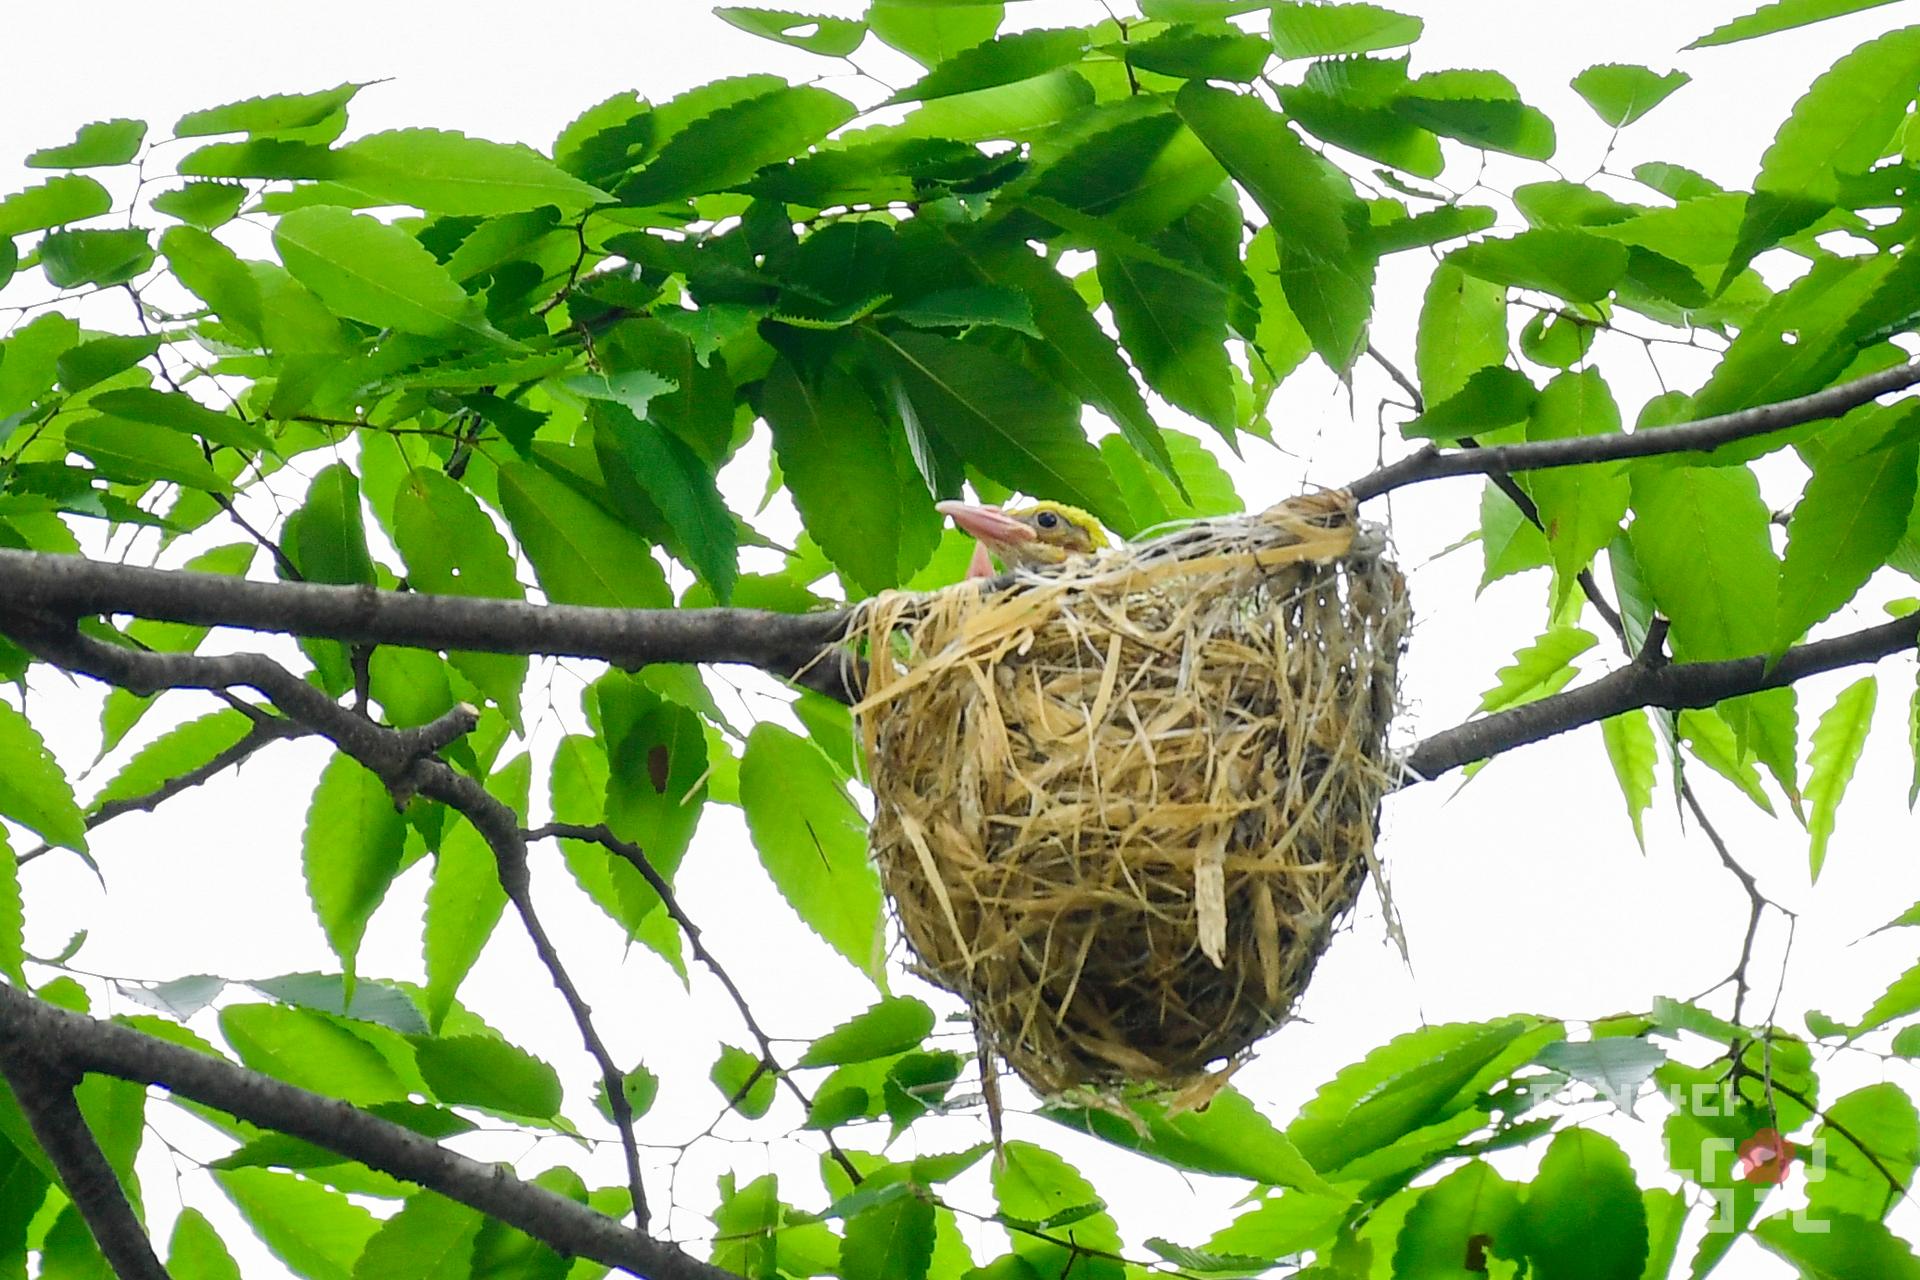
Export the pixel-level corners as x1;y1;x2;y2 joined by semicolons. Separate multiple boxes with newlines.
848;490;1411;1099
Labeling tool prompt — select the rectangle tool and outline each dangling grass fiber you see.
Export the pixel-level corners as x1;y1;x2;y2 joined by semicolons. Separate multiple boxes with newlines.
849;490;1410;1099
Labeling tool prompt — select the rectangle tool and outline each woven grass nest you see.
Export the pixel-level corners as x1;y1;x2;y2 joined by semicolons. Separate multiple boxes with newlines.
848;490;1411;1099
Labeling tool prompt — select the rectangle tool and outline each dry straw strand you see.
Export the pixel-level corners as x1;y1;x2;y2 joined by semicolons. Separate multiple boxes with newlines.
852;491;1409;1099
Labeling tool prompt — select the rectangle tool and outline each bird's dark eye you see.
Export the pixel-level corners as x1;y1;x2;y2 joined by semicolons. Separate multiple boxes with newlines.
1037;511;1059;529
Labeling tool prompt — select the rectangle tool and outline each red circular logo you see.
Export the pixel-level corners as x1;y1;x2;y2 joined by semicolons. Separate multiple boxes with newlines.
1737;1128;1794;1184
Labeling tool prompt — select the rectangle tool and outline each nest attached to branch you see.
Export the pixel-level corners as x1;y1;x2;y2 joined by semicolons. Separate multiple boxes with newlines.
849;491;1411;1099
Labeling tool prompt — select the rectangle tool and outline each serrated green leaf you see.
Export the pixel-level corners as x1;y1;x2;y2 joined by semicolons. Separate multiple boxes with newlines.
1571;64;1690;128
799;997;936;1067
273;205;500;342
889;285;1038;336
167;1208;241;1280
717;8;869;55
1125;26;1273;81
1478;626;1597;714
1269;2;1420;57
1396;69;1555;160
887;27;1092;104
177;85;359;138
286;463;376;587
0;700;86;852
423;755;526;1032
331;129;608;216
1807;676;1876;880
0;174;111;237
0;833;21;988
872;328;1129;530
592;401;737;600
161;225;266;343
840;1192;935;1280
1806;1084;1918;1224
1754;1210;1920;1278
1775;439;1919;653
711;1043;777;1118
415;1035;563;1119
993;1142;1123;1270
1174;83;1373;372
88;386;269;452
214;1167;378;1280
1521;368;1631;594
1403;365;1535;441
29;119;147;169
740;723;884;983
497;462;670;609
303;752;408;984
1393;1160;1521;1276
151;181;248;230
1097;212;1238;434
1601;709;1659;848
1416;262;1509;404
66;417;235;491
219;1003;410;1104
40;227;155;287
1047;1088;1334;1194
1521;1129;1648;1279
91;708;254;813
1692;0;1903;49
869;0;1004;68
1449;228;1628;304
352;1192;482;1280
619;84;856;205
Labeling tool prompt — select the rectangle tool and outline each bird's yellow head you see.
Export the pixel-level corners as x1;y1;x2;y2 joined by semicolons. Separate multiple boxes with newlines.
937;500;1108;575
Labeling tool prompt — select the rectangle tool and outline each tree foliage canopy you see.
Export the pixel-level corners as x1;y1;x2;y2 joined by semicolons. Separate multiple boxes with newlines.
0;1;1918;1277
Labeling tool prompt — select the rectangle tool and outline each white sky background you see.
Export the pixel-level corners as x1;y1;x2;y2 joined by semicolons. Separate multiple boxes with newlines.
5;1;1920;1275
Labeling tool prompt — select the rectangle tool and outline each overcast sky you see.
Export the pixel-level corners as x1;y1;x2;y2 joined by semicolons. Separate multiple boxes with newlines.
6;2;1920;1275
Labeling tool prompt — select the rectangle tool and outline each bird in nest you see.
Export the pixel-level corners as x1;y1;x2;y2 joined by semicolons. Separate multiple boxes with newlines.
937;500;1109;578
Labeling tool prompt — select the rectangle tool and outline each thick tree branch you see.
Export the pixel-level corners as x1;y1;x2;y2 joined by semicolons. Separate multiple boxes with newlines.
1347;358;1920;502
0;1042;170;1280
0;550;857;700
0;984;736;1280
1400;613;1920;782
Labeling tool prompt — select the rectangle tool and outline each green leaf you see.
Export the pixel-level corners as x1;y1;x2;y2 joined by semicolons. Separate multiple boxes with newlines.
352;1192;483;1280
1776;437;1919;653
214;1167;378;1280
799;997;936;1067
869;0;1003;67
67;420;229;492
1269;2;1421;57
423;755;526;1032
55;332;164;392
1416;263;1509;403
1520;1129;1648;1279
597;676;707;879
1097;218;1238;433
1047;1089;1334;1194
1125;26;1273;81
592;402;738;600
161;225;265;342
151;181;248;230
1393;1161;1522;1276
177;85;360;138
1571;65;1690;128
1174;83;1373;372
1478;626;1597;714
1601;709;1659;849
286;463;376;586
1628;465;1779;664
415;1035;563;1119
872;328;1128;529
0;175;112;236
711;1043;777;1118
1402;365;1535;441
39;228;155;287
595;1063;661;1125
496;462;670;609
0;833;21;988
717;8;868;55
1754;1211;1920;1279
993;1142;1123;1269
88;387;270;452
893;67;1094;142
1102;429;1243;531
1395;69;1556;161
273;205;499;341
740;724;884;984
1448;229;1628;304
1480;483;1550;587
219;1003;410;1103
1368;202;1497;254
1691;0;1903;48
331;130;608;215
167;1208;242;1280
92;708;254;813
619;85;857;205
841;1192;935;1280
762;357;938;594
303;752;409;984
1806;1084;1918;1224
889;285;1038;337
1521;369;1631;593
29;119;147;169
0;700;86;852
887;27;1092;104
1807;676;1876;880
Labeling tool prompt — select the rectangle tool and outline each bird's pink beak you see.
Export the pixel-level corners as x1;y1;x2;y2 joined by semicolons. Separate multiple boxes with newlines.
936;501;1035;547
